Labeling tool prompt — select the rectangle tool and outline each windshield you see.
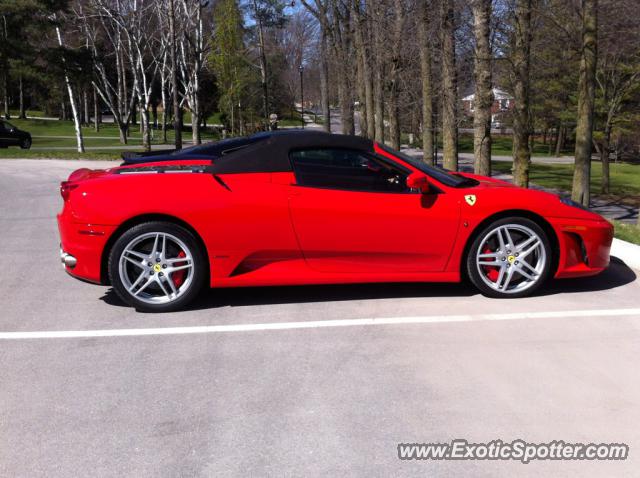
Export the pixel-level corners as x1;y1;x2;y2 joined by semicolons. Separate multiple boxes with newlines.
378;144;478;188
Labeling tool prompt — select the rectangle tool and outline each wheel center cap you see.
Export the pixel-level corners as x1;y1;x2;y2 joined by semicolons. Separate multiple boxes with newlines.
153;263;163;273
507;255;516;264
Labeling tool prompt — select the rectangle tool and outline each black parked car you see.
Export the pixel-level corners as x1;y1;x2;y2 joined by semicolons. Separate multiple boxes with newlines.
0;120;32;149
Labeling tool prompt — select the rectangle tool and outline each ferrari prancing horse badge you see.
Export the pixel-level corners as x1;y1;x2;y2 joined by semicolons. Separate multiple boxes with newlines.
464;195;477;206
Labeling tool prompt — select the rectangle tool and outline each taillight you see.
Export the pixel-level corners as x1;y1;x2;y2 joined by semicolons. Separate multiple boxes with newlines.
60;181;78;201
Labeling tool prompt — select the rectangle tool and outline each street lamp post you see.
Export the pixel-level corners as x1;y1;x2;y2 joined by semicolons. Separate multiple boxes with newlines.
299;65;304;129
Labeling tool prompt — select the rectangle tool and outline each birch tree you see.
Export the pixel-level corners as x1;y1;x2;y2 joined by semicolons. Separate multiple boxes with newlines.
54;13;85;153
78;0;136;144
178;0;207;145
169;0;182;149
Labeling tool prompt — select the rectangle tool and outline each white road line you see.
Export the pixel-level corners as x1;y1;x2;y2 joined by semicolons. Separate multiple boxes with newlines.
1;308;640;340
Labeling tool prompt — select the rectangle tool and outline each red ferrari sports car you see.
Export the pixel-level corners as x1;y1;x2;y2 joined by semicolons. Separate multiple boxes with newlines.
57;130;613;312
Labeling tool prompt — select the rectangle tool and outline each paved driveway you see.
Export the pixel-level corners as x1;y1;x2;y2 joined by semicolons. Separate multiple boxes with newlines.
1;159;639;477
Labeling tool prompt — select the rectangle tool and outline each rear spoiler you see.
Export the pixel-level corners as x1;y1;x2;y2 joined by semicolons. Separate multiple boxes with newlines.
121;149;177;160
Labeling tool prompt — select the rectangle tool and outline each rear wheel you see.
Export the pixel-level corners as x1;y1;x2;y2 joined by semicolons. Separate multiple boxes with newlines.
466;217;552;298
108;222;206;312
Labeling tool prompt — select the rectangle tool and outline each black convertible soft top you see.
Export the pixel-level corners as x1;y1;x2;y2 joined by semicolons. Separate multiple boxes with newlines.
122;130;374;174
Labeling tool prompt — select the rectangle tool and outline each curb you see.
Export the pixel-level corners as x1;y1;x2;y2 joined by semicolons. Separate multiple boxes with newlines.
611;238;640;272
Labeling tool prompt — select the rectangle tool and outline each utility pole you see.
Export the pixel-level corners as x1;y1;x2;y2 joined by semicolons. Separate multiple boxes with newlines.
299;65;304;129
169;0;182;149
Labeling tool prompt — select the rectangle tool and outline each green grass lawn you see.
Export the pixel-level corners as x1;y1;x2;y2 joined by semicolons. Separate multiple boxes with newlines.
0;118;219;159
8;109;49;118
492;161;640;205
612;220;640;245
182;111;224;126
278;110;305;127
456;134;569;157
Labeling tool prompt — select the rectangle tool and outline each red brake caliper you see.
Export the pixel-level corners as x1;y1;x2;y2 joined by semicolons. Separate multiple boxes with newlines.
482;247;500;281
172;250;187;287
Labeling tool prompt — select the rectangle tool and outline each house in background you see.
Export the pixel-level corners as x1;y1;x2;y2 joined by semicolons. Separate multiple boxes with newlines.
461;88;515;128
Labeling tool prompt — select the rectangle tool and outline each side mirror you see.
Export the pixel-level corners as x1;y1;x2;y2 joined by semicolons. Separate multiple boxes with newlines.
406;172;430;193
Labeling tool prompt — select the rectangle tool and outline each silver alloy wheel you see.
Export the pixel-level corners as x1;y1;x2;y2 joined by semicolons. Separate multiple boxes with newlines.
118;232;195;305
475;223;546;294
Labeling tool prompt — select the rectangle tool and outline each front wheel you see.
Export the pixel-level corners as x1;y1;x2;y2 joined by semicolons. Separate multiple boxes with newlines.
466;217;552;298
20;138;31;149
109;222;206;312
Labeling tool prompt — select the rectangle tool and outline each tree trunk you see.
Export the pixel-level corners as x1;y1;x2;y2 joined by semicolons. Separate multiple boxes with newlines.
600;124;610;194
55;23;84;153
118;122;128;145
354;36;367;137
471;0;492;176
152;102;158;129
372;8;385;143
319;30;331;133
3;72;9;119
374;68;384;142
555;123;564;155
169;0;182;149
363;25;375;140
252;0;269;123
93;86;99;132
18;75;26;119
83;88;89;126
161;78;168;143
571;0;597;207
511;0;532;187
131;100;137;126
337;77;355;135
388;0;404;150
418;0;434;165
192;110;200;145
352;0;373;139
441;0;458;171
141;106;151;152
388;88;400;149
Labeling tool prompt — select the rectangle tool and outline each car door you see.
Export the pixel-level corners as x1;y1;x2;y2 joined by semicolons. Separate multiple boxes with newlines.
287;148;461;273
0;121;11;146
0;121;19;146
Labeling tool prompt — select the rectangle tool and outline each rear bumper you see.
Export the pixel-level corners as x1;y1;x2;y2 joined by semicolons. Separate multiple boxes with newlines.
551;218;613;279
57;213;116;284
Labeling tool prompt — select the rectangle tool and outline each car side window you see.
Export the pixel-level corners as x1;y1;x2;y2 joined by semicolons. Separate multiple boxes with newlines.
290;148;411;193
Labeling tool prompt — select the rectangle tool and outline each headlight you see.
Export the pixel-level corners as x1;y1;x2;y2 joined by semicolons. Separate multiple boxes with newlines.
559;196;590;211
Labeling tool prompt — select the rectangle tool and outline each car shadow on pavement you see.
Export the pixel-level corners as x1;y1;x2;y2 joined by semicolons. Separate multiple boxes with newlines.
541;256;636;296
100;258;636;311
101;281;476;310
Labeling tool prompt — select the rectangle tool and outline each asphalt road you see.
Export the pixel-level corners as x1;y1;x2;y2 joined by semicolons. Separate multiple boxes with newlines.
1;159;639;477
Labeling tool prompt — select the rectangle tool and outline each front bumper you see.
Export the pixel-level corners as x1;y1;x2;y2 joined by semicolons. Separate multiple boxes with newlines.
552;218;613;279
